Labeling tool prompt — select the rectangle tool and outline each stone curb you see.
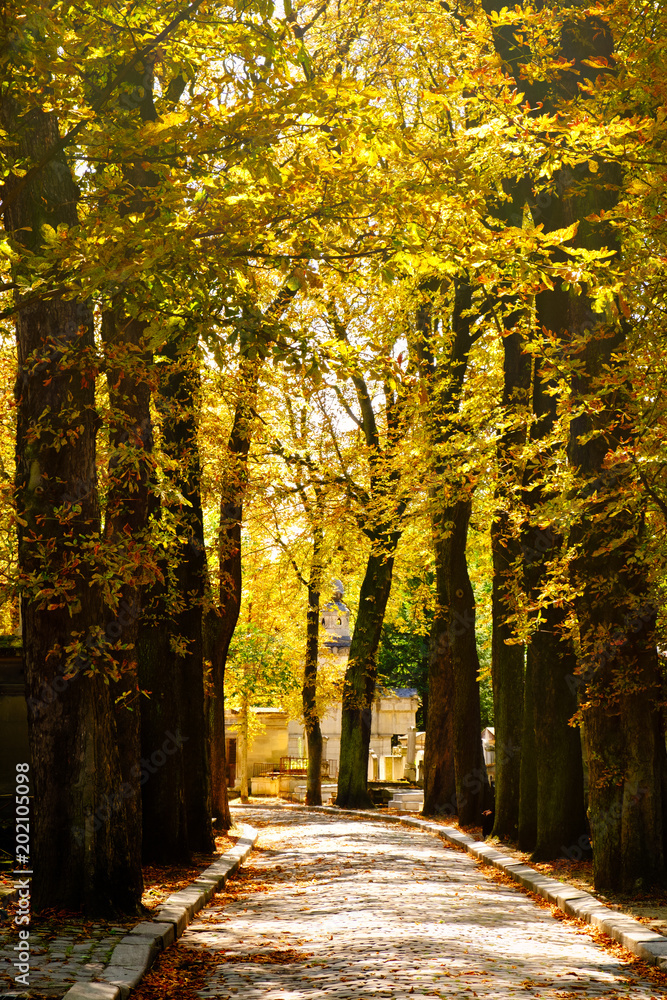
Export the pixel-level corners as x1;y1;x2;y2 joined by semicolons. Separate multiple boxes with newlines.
61;824;258;1000
238;801;667;973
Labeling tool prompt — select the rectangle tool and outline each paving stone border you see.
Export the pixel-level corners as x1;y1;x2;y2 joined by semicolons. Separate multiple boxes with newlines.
61;823;257;1000
286;803;667;973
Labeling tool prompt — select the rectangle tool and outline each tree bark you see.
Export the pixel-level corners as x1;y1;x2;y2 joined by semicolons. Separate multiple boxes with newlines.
2;100;141;913
491;326;530;841
158;338;213;852
209;358;258;826
334;304;410;809
518;647;537;850
418;279;489;823
304;523;324;806
438;499;490;826
522;349;586;859
138;338;213;860
569;340;666;888
423;612;456;816
336;548;397;808
101;306;154;872
137;612;189;863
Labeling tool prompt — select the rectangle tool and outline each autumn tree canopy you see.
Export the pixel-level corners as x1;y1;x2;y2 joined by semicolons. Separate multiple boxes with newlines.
2;0;667;912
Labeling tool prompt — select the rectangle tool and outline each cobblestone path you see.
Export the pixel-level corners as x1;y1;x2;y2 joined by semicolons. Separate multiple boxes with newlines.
182;805;661;1000
0;918;125;996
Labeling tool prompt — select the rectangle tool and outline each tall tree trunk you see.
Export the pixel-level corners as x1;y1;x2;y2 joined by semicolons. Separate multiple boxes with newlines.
442;500;490;826
336;547;397;808
101;307;154;872
486;2;667;887
159;338;213;852
209;358;259;826
2;100;141;913
98;72;160;867
569;312;666;888
137;605;189;862
304;523;324;806
333;304;410;809
209;284;298;826
533;8;664;888
522;346;586;859
139;337;213;861
491;326;530;840
423;612;456;816
418;279;488;822
518;647;537;850
490;519;524;840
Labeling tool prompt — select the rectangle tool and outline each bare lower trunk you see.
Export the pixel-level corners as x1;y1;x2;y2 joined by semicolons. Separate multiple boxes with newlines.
423;614;456;817
138;617;189;863
521;336;586;859
304;525;324;806
518;647;537;850
491;324;530;840
431;500;490;826
579;621;666;889
450;505;490;826
239;698;249;803
209;615;232;827
526;548;586;859
336;550;396;808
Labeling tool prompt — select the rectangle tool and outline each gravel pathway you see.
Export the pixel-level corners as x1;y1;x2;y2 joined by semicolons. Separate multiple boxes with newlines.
180;804;661;1000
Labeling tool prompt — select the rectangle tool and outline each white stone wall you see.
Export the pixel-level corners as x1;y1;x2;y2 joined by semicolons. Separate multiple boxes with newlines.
287;694;419;779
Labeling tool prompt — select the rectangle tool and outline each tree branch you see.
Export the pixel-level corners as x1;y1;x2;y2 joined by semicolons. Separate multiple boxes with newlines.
1;0;208;217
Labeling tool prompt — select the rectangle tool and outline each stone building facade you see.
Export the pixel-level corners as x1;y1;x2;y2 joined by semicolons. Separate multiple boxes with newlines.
225;581;420;787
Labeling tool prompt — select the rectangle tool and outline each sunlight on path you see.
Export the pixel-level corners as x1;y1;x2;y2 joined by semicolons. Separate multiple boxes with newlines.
181;805;660;999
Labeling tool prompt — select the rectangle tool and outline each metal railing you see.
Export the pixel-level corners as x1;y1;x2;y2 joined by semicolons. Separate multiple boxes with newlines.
280;756;308;774
250;758;338;779
279;757;336;778
251;761;279;778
